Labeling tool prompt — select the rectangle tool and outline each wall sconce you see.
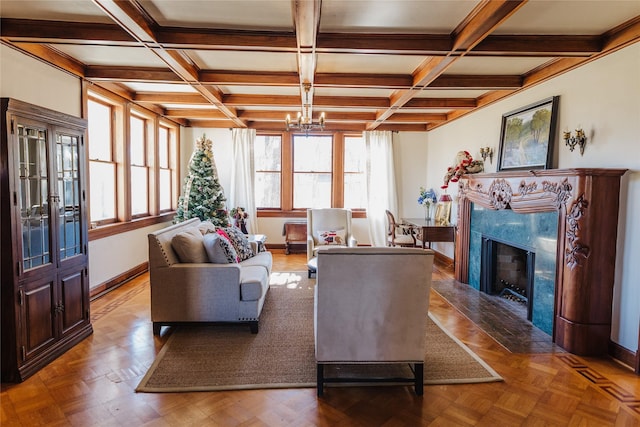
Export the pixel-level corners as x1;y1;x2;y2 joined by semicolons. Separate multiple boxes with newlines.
479;147;493;164
563;128;587;155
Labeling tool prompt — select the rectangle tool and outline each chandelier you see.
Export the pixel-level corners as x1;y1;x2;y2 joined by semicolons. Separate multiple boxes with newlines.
285;83;325;135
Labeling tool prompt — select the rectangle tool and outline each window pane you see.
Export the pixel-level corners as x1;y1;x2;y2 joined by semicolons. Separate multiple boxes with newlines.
344;136;367;209
158;127;169;168
294;173;331;208
344;173;366;209
88;100;112;160
255;135;282;208
130;166;148;215
130;116;145;165
89;162;116;221
344;136;365;172
293;135;331;172
255;172;281;208
159;169;171;211
255;135;281;170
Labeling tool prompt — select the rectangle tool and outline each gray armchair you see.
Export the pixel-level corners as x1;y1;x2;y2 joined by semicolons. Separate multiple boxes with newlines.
314;247;434;396
306;208;357;277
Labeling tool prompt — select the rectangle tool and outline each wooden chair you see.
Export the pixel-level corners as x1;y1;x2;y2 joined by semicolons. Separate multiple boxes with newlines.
385;210;420;247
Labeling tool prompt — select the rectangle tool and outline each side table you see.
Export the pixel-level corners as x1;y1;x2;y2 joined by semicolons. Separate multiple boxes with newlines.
248;234;267;252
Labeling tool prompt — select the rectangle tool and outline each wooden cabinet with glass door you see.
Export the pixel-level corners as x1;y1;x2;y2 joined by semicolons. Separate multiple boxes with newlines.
1;98;92;382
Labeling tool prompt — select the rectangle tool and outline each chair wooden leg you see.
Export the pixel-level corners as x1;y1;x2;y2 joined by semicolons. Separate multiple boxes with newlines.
414;362;424;396
152;322;162;335
317;363;324;397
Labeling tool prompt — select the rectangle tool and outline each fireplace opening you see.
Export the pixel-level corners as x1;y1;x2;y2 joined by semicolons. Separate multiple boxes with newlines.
481;237;535;321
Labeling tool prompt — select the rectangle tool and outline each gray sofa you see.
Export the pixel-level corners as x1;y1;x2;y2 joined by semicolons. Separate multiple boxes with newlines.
148;218;272;334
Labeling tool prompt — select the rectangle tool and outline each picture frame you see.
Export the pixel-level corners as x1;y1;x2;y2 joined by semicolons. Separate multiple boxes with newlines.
434;201;451;226
497;96;559;171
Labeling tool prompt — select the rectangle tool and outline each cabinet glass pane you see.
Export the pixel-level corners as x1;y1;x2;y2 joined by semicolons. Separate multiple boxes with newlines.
18;124;51;270
57;133;82;259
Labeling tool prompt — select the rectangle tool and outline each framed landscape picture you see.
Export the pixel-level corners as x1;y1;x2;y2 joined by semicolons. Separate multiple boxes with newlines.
497;96;559;171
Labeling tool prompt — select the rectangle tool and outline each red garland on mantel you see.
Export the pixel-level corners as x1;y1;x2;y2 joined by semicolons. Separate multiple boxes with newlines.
442;150;484;189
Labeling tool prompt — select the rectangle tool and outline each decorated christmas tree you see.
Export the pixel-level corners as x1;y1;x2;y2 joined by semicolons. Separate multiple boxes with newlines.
174;134;229;226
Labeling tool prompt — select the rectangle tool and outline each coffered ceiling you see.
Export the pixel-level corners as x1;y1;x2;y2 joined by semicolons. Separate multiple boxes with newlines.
1;0;639;132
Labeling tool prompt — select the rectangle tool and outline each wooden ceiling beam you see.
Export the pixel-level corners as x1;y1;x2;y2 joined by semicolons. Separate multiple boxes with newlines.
164;109;227;119
200;70;300;85
92;0;245;127
368;0;528;130
5;42;86;77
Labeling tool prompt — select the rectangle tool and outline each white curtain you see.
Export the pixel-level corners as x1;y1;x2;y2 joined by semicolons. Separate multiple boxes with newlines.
364;130;397;247
229;128;258;233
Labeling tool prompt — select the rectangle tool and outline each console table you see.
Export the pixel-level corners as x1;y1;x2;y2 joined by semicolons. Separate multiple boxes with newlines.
402;218;456;249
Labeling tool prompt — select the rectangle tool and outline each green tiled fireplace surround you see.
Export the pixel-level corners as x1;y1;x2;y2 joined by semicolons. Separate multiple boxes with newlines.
468;204;558;335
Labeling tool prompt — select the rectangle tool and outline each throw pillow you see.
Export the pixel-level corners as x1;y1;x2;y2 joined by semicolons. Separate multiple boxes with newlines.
316;229;346;246
224;227;255;261
203;233;232;264
171;228;209;263
198;221;216;235
216;228;240;263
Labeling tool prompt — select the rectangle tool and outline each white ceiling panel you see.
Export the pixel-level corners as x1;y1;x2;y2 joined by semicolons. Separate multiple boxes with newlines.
0;0;112;22
317;53;425;74
320;0;479;33
139;0;294;30
445;57;554;75
189;50;298;72
497;0;640;35
123;83;197;93
51;44;166;67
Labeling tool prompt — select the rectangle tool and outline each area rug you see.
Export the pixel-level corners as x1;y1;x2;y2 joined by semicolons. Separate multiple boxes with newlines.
136;272;502;393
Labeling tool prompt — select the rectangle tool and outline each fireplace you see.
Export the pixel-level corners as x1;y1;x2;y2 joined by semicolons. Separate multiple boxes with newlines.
455;168;627;356
481;238;535;321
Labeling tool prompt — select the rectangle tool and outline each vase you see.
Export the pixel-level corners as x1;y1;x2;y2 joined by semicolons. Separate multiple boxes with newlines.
423;203;432;221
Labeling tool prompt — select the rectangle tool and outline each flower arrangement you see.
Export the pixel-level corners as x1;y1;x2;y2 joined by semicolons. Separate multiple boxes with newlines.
442;150;484;189
418;187;437;207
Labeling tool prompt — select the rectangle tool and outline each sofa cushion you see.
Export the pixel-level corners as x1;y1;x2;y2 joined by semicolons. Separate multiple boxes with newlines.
215;228;239;263
239;251;273;274
224;227;254;261
239;266;268;301
316;229;346;246
171;227;208;263
203;233;232;264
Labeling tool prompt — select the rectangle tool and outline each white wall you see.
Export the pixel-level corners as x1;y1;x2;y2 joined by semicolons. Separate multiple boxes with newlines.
426;43;640;352
1;44;81;117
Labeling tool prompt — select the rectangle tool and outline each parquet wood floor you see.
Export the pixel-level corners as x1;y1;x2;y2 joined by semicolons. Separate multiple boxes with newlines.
2;252;639;426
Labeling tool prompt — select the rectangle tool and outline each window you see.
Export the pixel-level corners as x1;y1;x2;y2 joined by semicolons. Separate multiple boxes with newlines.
254;132;367;214
343;136;366;209
87;98;116;224
293;135;332;208
254;135;282;209
158;125;173;212
129;114;149;217
86;88;179;238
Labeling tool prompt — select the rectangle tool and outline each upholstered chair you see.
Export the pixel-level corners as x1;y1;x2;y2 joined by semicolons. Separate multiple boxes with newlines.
314;247;434;396
306;208;358;277
385;210;421;247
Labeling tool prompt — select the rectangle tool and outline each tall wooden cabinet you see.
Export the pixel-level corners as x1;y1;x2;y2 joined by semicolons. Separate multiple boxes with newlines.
1;98;92;382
